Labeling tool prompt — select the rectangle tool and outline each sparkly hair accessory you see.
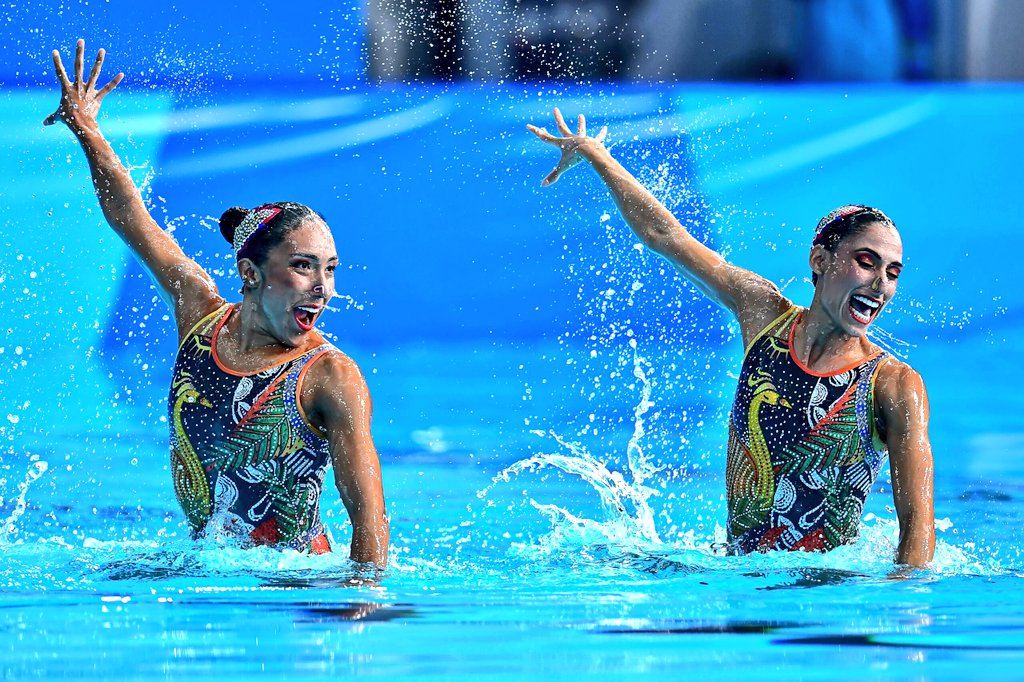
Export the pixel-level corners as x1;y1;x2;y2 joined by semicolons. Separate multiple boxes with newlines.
813;205;869;245
233;205;283;255
812;204;893;246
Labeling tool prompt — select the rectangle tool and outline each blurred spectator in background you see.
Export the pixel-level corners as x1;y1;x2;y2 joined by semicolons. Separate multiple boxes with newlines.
512;0;641;80
796;0;934;81
896;0;936;80
365;0;1019;83
367;0;467;80
796;0;902;80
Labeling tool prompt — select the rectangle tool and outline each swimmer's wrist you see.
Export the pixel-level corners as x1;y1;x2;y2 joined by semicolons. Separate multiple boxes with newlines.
576;138;613;165
68;119;105;144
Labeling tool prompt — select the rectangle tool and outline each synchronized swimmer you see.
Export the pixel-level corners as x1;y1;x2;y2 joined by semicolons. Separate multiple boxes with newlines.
529;109;935;566
45;41;389;567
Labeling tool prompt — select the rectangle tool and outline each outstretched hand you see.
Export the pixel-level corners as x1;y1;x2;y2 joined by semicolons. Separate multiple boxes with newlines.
43;39;123;133
527;107;607;186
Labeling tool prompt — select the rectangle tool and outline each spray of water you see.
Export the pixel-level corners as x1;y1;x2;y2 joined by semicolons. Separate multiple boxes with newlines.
481;350;664;550
0;456;48;546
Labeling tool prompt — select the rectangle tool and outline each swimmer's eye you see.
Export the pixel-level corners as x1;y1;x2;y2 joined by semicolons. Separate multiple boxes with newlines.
292;259;313;270
856;256;875;270
887;267;902;281
326;263;337;274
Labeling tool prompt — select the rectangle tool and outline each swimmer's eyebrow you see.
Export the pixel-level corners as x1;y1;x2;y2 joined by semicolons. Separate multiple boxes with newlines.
855;247;902;269
291;252;339;263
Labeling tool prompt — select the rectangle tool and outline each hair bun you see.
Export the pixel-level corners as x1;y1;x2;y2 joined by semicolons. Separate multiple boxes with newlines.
218;207;249;244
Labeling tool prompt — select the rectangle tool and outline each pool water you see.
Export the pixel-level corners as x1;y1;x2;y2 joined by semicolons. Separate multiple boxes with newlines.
2;82;1024;679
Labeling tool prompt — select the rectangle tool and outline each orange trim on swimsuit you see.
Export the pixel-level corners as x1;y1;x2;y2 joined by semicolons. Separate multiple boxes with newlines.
209;304;327;378
787;311;883;378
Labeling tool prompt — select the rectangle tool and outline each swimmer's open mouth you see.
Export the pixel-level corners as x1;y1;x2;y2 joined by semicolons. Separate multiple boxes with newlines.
849;294;881;325
294;305;320;332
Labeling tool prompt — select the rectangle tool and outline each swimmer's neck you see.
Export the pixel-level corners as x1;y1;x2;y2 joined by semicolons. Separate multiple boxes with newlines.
794;304;874;371
229;301;301;353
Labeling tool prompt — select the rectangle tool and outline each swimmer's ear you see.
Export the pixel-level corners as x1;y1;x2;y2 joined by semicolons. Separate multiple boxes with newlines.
237;258;261;290
808;244;830;278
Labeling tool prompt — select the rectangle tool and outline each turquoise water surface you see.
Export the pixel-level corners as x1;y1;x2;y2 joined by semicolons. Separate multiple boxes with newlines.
2;82;1023;679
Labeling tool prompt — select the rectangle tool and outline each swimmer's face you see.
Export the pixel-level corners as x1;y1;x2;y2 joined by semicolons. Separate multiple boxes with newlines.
249;219;337;345
810;222;903;335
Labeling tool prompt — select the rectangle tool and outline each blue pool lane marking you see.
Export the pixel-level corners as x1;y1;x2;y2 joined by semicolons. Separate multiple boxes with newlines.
103;94;364;136
706;94;940;191
161;96;453;178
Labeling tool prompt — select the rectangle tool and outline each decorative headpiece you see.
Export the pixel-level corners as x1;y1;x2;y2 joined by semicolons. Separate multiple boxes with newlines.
233;205;283;255
812;204;893;246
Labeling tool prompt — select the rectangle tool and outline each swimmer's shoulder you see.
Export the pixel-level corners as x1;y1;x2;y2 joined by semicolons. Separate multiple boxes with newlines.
873;354;925;388
735;283;793;349
301;344;373;407
176;295;230;343
872;355;928;424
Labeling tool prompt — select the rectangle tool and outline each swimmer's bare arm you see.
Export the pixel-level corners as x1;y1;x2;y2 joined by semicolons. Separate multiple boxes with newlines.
44;40;220;338
876;360;935;567
303;352;389;568
528;108;790;343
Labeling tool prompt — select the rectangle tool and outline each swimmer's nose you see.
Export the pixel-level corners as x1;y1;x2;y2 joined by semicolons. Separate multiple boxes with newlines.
312;282;334;299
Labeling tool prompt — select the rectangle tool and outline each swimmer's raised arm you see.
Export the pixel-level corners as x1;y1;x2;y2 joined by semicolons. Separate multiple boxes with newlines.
876;361;936;567
44;40;220;338
529;108;789;343
302;351;390;568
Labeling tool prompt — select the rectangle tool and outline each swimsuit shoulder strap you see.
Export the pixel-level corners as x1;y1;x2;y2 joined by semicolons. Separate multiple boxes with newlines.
177;303;232;351
283;343;336;444
856;350;892;471
743;305;800;357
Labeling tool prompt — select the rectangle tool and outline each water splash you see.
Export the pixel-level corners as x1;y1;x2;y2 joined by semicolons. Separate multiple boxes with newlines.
0;455;48;545
867;324;915;361
481;350;663;548
625;344;662;485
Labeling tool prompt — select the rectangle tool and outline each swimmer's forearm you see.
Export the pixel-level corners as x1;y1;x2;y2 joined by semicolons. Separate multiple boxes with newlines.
578;143;739;309
72;125;203;315
350;513;390;567
73;126;161;247
896;519;935;567
579;143;686;252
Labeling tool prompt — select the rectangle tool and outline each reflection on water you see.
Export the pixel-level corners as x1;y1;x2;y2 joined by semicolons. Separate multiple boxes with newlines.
752;568;865;590
288;603;417;624
775;633;1024;652
596;619;805;635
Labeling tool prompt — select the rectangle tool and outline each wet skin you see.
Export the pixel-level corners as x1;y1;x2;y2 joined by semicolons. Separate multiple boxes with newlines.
811;222;903;338
240;220;338;349
46;40;389;567
530;108;934;567
796;223;904;374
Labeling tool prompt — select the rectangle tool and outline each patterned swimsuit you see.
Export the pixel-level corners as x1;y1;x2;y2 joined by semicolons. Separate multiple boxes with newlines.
725;307;890;554
168;303;334;553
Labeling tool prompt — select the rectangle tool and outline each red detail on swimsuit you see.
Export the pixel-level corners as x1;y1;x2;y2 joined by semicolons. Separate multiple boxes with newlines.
250;517;281;546
309;533;332;555
170;304;336;554
757;526;788;552
791;528;828;553
725;306;890;555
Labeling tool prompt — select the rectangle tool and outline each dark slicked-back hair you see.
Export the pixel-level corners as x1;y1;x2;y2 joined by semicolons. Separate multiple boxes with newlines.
219;201;327;266
811;205;897;285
